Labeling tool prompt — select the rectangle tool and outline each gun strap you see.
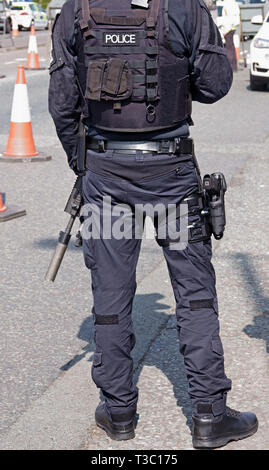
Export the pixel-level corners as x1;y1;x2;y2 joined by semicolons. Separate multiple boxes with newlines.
190;143;203;193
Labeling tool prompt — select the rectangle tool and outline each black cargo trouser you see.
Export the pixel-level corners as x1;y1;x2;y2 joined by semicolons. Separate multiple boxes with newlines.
82;149;232;425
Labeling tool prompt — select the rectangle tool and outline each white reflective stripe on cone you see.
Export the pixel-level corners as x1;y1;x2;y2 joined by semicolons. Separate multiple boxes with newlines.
10;85;31;123
28;35;38;54
233;34;239;48
12;17;18;29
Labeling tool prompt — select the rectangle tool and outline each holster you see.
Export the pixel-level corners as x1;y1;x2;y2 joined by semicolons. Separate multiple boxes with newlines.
203;173;227;240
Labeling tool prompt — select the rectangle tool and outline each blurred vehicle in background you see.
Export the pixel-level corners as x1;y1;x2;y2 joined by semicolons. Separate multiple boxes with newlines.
250;11;269;89
235;0;267;3
9;1;49;30
0;0;12;33
46;0;66;22
248;0;266;4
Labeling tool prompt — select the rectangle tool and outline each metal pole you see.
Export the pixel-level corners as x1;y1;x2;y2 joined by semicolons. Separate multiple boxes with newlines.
239;7;246;68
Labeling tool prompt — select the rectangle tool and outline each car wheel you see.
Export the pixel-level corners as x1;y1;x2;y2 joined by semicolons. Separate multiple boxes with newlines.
250;73;266;91
27;19;34;31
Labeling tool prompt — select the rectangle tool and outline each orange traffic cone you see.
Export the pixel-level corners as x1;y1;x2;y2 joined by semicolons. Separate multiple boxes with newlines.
0;65;51;162
0;193;7;213
11;17;19;38
0;192;26;222
25;26;44;70
4;65;37;157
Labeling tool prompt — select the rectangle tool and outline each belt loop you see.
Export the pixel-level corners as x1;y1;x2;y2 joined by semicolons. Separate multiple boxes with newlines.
98;140;106;153
169;139;177;154
135;150;144;161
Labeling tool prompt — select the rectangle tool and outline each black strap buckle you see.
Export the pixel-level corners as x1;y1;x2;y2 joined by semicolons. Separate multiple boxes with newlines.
180;138;194;155
173;138;181;154
159;139;181;153
157;139;192;155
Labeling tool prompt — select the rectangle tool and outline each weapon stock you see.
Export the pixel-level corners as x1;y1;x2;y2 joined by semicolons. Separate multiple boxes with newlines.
45;176;83;282
45;116;86;282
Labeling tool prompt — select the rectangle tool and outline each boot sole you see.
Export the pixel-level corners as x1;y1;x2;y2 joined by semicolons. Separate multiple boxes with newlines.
96;421;135;441
192;421;258;449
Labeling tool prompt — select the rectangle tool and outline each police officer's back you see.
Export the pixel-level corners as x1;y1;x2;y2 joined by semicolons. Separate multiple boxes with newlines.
49;0;258;448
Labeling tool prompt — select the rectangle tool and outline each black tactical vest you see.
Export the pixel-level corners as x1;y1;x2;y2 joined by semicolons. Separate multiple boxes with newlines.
78;0;192;133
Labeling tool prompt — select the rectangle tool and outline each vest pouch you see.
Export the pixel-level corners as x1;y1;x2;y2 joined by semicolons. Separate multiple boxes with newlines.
175;75;190;122
85;60;106;101
159;58;190;125
86;58;132;102
102;58;132;101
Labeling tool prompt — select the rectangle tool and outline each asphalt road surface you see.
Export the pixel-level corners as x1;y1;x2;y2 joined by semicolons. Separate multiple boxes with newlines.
0;42;268;449
0;30;50;77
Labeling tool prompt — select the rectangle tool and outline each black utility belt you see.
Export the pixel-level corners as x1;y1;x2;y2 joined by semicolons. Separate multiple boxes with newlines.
87;138;194;155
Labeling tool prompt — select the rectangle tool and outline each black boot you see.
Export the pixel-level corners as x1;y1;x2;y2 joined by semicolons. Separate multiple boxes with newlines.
95;402;135;441
192;406;258;449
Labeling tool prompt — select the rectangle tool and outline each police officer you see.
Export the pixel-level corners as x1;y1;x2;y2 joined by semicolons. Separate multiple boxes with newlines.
49;0;258;449
218;0;240;71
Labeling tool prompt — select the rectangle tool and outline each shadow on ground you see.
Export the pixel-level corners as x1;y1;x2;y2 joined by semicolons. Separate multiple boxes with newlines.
35;238;82;251
59;252;269;434
246;84;269;92
232;253;269;353
60;292;192;430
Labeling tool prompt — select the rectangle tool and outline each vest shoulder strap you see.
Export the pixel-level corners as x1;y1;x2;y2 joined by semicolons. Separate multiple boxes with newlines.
80;0;91;31
78;0;162;25
147;0;160;28
78;0;161;38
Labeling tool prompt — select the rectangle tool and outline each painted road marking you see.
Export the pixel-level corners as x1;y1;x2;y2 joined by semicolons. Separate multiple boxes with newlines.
5;58;45;65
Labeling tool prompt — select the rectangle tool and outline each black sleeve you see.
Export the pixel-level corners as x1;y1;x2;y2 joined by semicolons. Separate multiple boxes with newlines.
48;0;81;171
190;0;233;103
167;0;233;104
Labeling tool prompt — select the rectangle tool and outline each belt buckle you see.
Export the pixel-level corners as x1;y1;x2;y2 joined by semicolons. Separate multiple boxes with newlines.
158;140;171;154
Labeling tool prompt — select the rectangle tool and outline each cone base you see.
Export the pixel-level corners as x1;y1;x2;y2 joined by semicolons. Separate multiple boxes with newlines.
0;151;52;163
25;67;46;71
0;205;26;222
4;122;38;157
3;150;39;157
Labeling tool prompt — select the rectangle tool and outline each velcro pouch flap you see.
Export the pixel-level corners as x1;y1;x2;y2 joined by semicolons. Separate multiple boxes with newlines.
85;60;106;100
102;58;131;98
93;352;103;366
212;337;224;356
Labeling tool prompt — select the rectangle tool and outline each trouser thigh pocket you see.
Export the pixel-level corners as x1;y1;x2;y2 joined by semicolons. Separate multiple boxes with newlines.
211;336;224;356
83;237;96;270
91;351;108;390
